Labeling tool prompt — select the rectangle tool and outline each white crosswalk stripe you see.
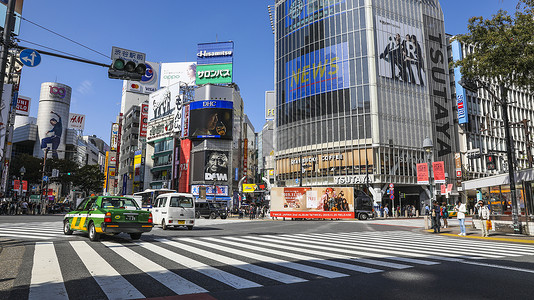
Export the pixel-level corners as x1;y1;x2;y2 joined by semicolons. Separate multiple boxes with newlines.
0;221;69;240
15;230;534;299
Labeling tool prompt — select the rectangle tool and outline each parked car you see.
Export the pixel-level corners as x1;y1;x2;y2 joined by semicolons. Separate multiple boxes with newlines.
195;201;227;219
63;195;153;241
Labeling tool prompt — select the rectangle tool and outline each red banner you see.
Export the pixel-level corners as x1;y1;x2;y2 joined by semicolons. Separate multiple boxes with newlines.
22;180;28;192
416;163;429;184
178;139;191;193
139;104;148;138
13;180;20;191
433;161;446;183
440;184;446;195
270;211;355;219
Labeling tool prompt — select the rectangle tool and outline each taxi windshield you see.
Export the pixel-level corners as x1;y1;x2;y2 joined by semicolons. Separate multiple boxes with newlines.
101;198;139;210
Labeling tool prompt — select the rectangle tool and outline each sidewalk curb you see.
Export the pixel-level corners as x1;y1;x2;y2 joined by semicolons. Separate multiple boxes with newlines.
423;229;534;244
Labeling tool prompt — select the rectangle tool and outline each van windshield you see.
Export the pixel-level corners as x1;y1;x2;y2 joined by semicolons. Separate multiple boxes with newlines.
170;196;193;208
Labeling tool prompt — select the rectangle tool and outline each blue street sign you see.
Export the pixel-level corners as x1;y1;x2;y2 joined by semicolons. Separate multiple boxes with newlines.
43;176;48;182
20;49;41;67
390;194;395;200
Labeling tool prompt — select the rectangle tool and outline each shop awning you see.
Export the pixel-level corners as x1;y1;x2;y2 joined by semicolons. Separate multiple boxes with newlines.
463;168;534;190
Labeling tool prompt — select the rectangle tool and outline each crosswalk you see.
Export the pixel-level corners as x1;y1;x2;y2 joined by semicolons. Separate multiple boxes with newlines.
8;230;534;299
0;221;70;240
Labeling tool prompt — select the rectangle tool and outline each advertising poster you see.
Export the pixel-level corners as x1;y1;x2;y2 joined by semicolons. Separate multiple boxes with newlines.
188;100;233;139
110;123;119;151
178;139;191;193
432;161;446;184
270;187;355;219
134;150;142;182
197;41;234;65
181;104;190;138
68;113;85;130
204;150;229;181
191;185;229;196
15;95;30;116
285;42;349;103
416;163;429;184
451;40;468;124
196;63;233;85
148;82;181;121
160;62;197;88
125;61;160;94
376;16;426;86
139;103;148;139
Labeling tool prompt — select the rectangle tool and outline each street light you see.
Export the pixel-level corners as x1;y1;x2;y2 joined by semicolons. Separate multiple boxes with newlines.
423;137;434;207
19;166;26;198
459;78;521;234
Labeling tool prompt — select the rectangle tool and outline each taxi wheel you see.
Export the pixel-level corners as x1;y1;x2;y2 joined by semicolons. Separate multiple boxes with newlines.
63;220;73;235
161;219;168;230
130;233;142;240
88;222;100;242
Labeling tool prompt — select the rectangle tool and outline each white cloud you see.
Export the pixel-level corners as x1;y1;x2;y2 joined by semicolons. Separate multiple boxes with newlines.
77;80;93;95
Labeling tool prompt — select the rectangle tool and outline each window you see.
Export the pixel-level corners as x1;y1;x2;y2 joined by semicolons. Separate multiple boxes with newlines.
101;198;140;210
170;196;193;208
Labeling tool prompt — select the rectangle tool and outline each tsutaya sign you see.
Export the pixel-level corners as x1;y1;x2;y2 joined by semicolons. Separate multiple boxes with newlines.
334;175;374;185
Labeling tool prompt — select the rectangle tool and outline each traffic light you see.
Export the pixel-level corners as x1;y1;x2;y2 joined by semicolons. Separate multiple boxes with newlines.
108;46;146;81
486;155;497;170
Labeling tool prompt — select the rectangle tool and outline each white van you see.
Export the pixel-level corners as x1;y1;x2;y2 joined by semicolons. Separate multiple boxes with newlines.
151;193;195;230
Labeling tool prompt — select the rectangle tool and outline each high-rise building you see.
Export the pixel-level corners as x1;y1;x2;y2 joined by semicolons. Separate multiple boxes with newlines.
273;0;456;209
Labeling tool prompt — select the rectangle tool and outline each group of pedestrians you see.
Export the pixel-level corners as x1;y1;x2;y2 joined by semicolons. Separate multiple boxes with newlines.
0;199;41;215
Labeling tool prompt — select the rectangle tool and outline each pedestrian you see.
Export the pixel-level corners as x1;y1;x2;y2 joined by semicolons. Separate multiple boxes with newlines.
477;200;491;237
21;200;28;215
441;202;448;228
384;204;389;218
424;204;430;216
454;200;467;236
431;201;441;233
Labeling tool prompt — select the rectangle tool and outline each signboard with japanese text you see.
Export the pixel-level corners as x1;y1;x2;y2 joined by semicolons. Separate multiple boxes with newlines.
196;63;233;85
139;103;148;139
416;163;429;184
68;113;85;130
110;123;119;151
432;161;446;184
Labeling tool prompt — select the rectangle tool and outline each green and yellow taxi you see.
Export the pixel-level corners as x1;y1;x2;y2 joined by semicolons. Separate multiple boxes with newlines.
63;195;153;241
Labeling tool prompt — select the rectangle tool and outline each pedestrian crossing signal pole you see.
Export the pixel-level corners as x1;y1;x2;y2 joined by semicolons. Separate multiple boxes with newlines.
39;148;49;214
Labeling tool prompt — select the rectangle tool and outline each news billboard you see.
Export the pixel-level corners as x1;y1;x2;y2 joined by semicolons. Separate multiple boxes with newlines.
285;42;350;103
270;187;355;219
188;100;233;139
160;62;197;87
376;16;426;86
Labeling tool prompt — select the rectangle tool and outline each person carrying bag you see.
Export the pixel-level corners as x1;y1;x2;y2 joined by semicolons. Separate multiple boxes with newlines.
477;200;491;237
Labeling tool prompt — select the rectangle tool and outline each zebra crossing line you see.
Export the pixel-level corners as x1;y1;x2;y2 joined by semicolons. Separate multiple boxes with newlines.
0;221;69;240
17;230;534;299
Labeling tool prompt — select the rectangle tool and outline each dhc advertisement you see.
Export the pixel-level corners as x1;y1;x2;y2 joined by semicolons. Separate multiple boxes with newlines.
197;41;234;65
285;42;349;103
189;100;233;139
451;40;468;124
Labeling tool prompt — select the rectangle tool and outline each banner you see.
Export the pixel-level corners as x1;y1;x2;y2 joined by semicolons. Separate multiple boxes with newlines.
110;123;119;151
139;103;148;139
204;150;228;181
178;139;191;193
13;180;20;191
270;187;354;219
22;180;27;192
432;161;446;184
416;163;429;184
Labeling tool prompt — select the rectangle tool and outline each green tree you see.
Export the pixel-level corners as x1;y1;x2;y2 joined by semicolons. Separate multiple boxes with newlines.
451;0;534;90
72;165;105;196
9;154;42;185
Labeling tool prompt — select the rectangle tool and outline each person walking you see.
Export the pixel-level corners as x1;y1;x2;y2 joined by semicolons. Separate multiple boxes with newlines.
383;204;389;218
454;200;467;236
441;202;448;228
431;201;441;233
478;200;491;237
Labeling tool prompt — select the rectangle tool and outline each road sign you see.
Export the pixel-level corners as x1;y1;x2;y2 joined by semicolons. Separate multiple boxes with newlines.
389;183;394;188
43;176;48;182
389;194;395;200
19;49;41;67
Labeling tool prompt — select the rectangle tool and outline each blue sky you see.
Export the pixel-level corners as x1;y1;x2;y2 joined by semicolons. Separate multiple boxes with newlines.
15;0;520;144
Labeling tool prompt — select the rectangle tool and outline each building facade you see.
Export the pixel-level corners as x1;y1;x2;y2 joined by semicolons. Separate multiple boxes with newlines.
274;0;456;208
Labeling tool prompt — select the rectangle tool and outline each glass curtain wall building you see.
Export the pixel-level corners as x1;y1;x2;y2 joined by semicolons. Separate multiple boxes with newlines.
274;0;456;208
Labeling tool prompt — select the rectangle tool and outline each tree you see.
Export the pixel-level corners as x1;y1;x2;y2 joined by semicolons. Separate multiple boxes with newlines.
72;165;105;196
9;154;41;185
451;0;534;90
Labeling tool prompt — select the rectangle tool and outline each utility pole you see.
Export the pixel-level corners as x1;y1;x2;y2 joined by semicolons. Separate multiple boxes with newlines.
39;148;49;214
510;119;533;168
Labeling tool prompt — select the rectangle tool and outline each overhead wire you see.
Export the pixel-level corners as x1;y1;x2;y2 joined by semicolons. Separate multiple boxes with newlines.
19;16;110;59
16;38;90;61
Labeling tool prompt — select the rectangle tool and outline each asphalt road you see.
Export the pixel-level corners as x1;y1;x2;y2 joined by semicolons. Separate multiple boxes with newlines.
1;215;533;300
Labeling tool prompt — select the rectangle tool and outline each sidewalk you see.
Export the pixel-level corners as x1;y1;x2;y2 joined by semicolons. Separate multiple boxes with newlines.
423;223;534;244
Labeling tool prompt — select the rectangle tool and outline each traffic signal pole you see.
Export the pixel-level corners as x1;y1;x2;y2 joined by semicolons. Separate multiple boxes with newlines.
39;148;49;214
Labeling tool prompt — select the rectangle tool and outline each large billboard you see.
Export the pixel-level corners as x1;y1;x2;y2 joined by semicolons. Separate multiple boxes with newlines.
270;187;355;219
68;113;85;130
197;41;234;65
283;0;345;35
204;150;229;181
160;62;197;87
196;63;233;85
285;42;349;103
376;16;426;86
451;40;468;124
124;61;160;94
178;139;191;193
148;82;184;136
15;95;30;116
188;100;233;139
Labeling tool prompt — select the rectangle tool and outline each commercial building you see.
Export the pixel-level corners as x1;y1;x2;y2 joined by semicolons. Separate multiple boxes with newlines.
273;0;456;209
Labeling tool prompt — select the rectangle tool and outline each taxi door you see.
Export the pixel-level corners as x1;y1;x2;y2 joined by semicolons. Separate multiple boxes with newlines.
71;197;96;231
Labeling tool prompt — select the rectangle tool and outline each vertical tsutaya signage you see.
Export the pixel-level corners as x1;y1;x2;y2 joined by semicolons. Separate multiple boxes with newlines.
451;40;468;124
376;16;426;86
285;42;349;103
110;123;119;151
197;41;234;65
68;113;85;130
424;14;454;178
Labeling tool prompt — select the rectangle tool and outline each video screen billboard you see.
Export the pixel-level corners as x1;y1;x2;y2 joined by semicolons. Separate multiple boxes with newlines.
376;16;426;86
204;150;229;181
188;100;233;139
270;186;355;219
285;42;350;103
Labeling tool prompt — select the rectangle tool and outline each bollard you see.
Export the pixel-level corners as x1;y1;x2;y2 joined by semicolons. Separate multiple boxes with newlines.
424;215;429;229
416;210;419;217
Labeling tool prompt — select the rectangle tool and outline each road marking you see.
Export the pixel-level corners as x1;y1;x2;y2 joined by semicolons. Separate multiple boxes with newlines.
136;240;262;289
70;241;144;300
101;241;207;295
439;233;534;244
461;260;534;274
157;238;307;284
29;242;68;300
